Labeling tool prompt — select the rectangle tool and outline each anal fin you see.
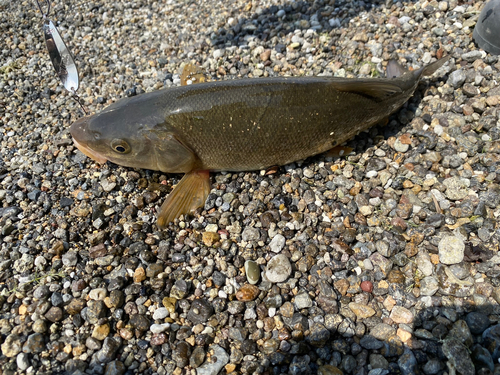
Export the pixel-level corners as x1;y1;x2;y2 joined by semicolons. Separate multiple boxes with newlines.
157;170;211;229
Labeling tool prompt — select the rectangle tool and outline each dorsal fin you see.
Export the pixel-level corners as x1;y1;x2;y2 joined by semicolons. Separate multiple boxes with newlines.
386;60;407;78
331;80;403;101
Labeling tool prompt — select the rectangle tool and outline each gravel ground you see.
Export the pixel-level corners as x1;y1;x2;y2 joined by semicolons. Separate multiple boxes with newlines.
1;0;500;374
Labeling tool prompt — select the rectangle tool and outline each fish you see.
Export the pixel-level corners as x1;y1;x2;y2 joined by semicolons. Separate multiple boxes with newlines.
70;56;450;228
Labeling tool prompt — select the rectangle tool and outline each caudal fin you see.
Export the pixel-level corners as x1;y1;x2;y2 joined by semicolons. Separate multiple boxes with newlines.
417;55;451;78
386;55;451;79
157;170;211;229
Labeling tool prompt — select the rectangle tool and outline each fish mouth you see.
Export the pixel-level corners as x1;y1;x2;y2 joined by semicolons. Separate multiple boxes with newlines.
72;137;108;164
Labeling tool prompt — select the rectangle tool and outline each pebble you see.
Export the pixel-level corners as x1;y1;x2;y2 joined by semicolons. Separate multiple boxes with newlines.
465;312;490;335
349;303;376;319
265;254;292;283
442;337;475;375
152;307;169;320
16;352;30;371
187;299;213;324
104;361;126;375
269;234;286;253
196;345;229;375
236;284;260;302
294;292;313;309
438;236;465;264
244;260;260;284
1;334;22;357
389;306;414;324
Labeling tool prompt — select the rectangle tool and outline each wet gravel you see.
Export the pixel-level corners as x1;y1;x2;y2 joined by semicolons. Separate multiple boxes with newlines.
1;0;500;374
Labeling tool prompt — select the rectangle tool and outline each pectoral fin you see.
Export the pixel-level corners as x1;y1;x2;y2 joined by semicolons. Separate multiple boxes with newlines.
157;170;211;229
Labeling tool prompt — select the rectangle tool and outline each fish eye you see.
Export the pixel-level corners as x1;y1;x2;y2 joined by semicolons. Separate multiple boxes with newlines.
110;138;131;154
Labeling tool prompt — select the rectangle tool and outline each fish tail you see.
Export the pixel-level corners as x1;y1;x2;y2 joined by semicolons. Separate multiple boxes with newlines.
417;55;451;78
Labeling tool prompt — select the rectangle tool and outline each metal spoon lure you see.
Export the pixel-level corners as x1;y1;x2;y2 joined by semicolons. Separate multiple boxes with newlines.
35;0;80;94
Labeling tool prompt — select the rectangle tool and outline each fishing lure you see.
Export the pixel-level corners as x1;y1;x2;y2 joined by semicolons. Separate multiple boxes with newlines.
34;0;85;111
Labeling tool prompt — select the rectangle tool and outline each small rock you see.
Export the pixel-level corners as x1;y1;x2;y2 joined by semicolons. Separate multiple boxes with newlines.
187;299;214;324
360;280;373;293
16;352;30;371
196;345;229;375
294;293;313;309
153;307;169;320
448;69;466;88
244;260;260;284
438;236;465;264
465;312;490;335
348;302;376;319
1;334;22;357
398;349;417;375
104;361;126;375
442;337;475;375
265;254;292;283
236;284;260;302
269;234;286;253
307;323;330;347
92;323;111;340
202;231;220;247
389;306;414;324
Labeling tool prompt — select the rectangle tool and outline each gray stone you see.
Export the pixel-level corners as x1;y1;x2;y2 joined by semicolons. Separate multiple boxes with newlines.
62;251;78;266
294;292;313;309
443;177;469;201
465;311;490;335
438;236;465;265
16;352;30;371
95;337;121;364
398;348;417;375
196;345;229;375
153;307;169;320
442;337;475;375
242;227;260;242
187;299;214;324
422;359;442;375
420;276;439;296
448;69;466;88
265;254;292;283
416;252;433;276
269;234;286;253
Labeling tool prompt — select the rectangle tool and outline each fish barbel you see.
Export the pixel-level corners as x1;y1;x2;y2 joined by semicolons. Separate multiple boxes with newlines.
70;56;450;228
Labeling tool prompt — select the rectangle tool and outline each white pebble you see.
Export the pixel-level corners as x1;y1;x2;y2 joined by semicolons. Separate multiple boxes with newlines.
152;307;169;320
434;125;443;135
150;323;170;334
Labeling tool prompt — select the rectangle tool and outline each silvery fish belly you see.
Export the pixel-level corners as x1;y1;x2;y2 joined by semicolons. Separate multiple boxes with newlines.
70;56;450;228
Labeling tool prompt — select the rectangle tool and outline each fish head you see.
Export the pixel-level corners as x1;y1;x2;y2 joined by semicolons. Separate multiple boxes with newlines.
70;98;197;173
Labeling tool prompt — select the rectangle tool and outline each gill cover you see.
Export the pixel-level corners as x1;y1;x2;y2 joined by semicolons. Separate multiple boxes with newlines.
151;130;197;173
